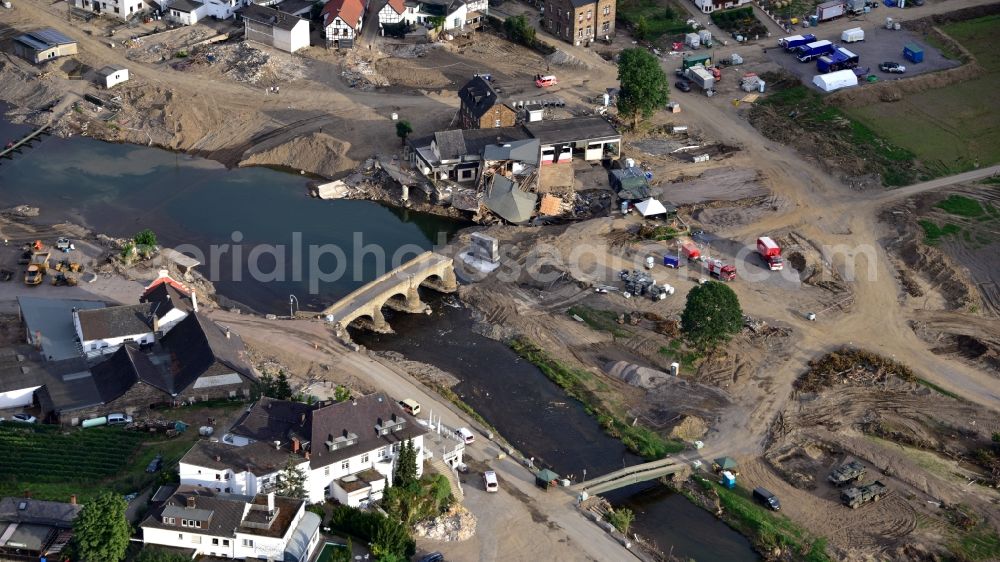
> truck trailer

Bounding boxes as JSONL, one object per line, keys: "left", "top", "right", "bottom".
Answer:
{"left": 779, "top": 34, "right": 816, "bottom": 51}
{"left": 816, "top": 0, "right": 846, "bottom": 21}
{"left": 685, "top": 66, "right": 716, "bottom": 94}
{"left": 817, "top": 47, "right": 860, "bottom": 73}
{"left": 756, "top": 237, "right": 784, "bottom": 271}
{"left": 681, "top": 241, "right": 701, "bottom": 261}
{"left": 797, "top": 40, "right": 835, "bottom": 62}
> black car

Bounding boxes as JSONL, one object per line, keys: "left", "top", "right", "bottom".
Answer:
{"left": 675, "top": 80, "right": 692, "bottom": 92}
{"left": 146, "top": 454, "right": 163, "bottom": 473}
{"left": 879, "top": 61, "right": 906, "bottom": 73}
{"left": 417, "top": 553, "right": 444, "bottom": 562}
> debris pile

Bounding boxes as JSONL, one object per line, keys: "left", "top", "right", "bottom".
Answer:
{"left": 412, "top": 505, "right": 476, "bottom": 541}
{"left": 795, "top": 348, "right": 916, "bottom": 392}
{"left": 342, "top": 53, "right": 390, "bottom": 90}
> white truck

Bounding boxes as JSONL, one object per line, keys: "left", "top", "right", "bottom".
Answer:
{"left": 685, "top": 66, "right": 715, "bottom": 95}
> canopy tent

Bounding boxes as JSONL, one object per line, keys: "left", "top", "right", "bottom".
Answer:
{"left": 714, "top": 456, "right": 738, "bottom": 471}
{"left": 484, "top": 176, "right": 538, "bottom": 224}
{"left": 535, "top": 469, "right": 560, "bottom": 490}
{"left": 635, "top": 197, "right": 668, "bottom": 217}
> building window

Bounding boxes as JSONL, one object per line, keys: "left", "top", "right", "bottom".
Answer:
{"left": 586, "top": 9, "right": 591, "bottom": 18}
{"left": 341, "top": 460, "right": 349, "bottom": 470}
{"left": 603, "top": 5, "right": 610, "bottom": 15}
{"left": 602, "top": 21, "right": 609, "bottom": 32}
{"left": 378, "top": 447, "right": 387, "bottom": 458}
{"left": 577, "top": 12, "right": 582, "bottom": 22}
{"left": 213, "top": 539, "right": 219, "bottom": 546}
{"left": 494, "top": 119, "right": 501, "bottom": 127}
{"left": 178, "top": 533, "right": 183, "bottom": 540}
{"left": 361, "top": 453, "right": 369, "bottom": 463}
{"left": 216, "top": 474, "right": 221, "bottom": 480}
{"left": 223, "top": 540, "right": 230, "bottom": 546}
{"left": 392, "top": 443, "right": 400, "bottom": 453}
{"left": 242, "top": 539, "right": 254, "bottom": 547}
{"left": 324, "top": 467, "right": 330, "bottom": 476}
{"left": 191, "top": 535, "right": 201, "bottom": 544}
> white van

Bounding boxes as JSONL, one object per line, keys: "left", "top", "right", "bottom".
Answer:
{"left": 107, "top": 413, "right": 133, "bottom": 425}
{"left": 398, "top": 399, "right": 421, "bottom": 416}
{"left": 483, "top": 470, "right": 498, "bottom": 492}
{"left": 455, "top": 427, "right": 475, "bottom": 445}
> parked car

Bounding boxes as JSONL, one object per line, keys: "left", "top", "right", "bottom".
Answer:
{"left": 146, "top": 454, "right": 163, "bottom": 473}
{"left": 455, "top": 427, "right": 475, "bottom": 445}
{"left": 107, "top": 413, "right": 133, "bottom": 425}
{"left": 675, "top": 80, "right": 692, "bottom": 92}
{"left": 398, "top": 399, "right": 420, "bottom": 416}
{"left": 417, "top": 553, "right": 444, "bottom": 562}
{"left": 879, "top": 61, "right": 906, "bottom": 73}
{"left": 534, "top": 74, "right": 557, "bottom": 88}
{"left": 483, "top": 470, "right": 499, "bottom": 493}
{"left": 11, "top": 413, "right": 37, "bottom": 424}
{"left": 753, "top": 487, "right": 781, "bottom": 511}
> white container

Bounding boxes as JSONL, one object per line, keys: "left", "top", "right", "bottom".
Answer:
{"left": 841, "top": 27, "right": 865, "bottom": 42}
{"left": 671, "top": 126, "right": 688, "bottom": 133}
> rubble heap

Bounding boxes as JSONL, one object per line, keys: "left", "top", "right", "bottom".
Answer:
{"left": 412, "top": 505, "right": 477, "bottom": 542}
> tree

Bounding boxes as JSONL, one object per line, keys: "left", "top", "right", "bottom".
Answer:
{"left": 274, "top": 370, "right": 293, "bottom": 399}
{"left": 133, "top": 229, "right": 158, "bottom": 248}
{"left": 605, "top": 507, "right": 635, "bottom": 534}
{"left": 616, "top": 48, "right": 670, "bottom": 128}
{"left": 395, "top": 121, "right": 413, "bottom": 147}
{"left": 634, "top": 15, "right": 650, "bottom": 40}
{"left": 393, "top": 440, "right": 418, "bottom": 488}
{"left": 276, "top": 458, "right": 308, "bottom": 499}
{"left": 334, "top": 384, "right": 352, "bottom": 402}
{"left": 72, "top": 491, "right": 130, "bottom": 562}
{"left": 503, "top": 15, "right": 536, "bottom": 47}
{"left": 681, "top": 281, "right": 743, "bottom": 349}
{"left": 427, "top": 15, "right": 446, "bottom": 31}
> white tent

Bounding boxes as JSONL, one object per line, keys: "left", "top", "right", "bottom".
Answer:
{"left": 813, "top": 69, "right": 858, "bottom": 92}
{"left": 635, "top": 198, "right": 668, "bottom": 217}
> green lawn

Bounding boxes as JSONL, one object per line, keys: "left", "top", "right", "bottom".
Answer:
{"left": 617, "top": 0, "right": 690, "bottom": 40}
{"left": 935, "top": 194, "right": 986, "bottom": 218}
{"left": 843, "top": 15, "right": 1000, "bottom": 177}
{"left": 0, "top": 423, "right": 197, "bottom": 502}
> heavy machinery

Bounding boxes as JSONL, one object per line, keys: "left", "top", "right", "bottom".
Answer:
{"left": 24, "top": 252, "right": 50, "bottom": 286}
{"left": 619, "top": 270, "right": 674, "bottom": 300}
{"left": 828, "top": 461, "right": 866, "bottom": 486}
{"left": 841, "top": 480, "right": 888, "bottom": 508}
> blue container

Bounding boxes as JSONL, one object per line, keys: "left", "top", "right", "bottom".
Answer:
{"left": 720, "top": 471, "right": 736, "bottom": 489}
{"left": 663, "top": 255, "right": 680, "bottom": 268}
{"left": 903, "top": 43, "right": 924, "bottom": 63}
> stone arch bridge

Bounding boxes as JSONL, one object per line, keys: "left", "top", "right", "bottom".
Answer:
{"left": 314, "top": 252, "right": 457, "bottom": 333}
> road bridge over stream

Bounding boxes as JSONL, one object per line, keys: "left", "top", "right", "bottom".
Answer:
{"left": 573, "top": 456, "right": 697, "bottom": 496}
{"left": 311, "top": 251, "right": 457, "bottom": 333}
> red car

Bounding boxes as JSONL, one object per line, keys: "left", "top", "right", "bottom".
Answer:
{"left": 534, "top": 74, "right": 557, "bottom": 87}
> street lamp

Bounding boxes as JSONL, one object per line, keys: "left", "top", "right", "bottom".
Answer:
{"left": 289, "top": 294, "right": 299, "bottom": 317}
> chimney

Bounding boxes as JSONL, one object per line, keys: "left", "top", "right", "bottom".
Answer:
{"left": 191, "top": 291, "right": 198, "bottom": 312}
{"left": 292, "top": 437, "right": 300, "bottom": 453}
{"left": 225, "top": 328, "right": 231, "bottom": 340}
{"left": 186, "top": 496, "right": 196, "bottom": 509}
{"left": 158, "top": 269, "right": 170, "bottom": 279}
{"left": 215, "top": 455, "right": 222, "bottom": 462}
{"left": 70, "top": 495, "right": 77, "bottom": 505}
{"left": 34, "top": 331, "right": 41, "bottom": 351}
{"left": 267, "top": 492, "right": 275, "bottom": 513}
{"left": 304, "top": 451, "right": 310, "bottom": 460}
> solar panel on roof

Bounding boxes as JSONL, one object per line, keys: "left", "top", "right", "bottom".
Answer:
{"left": 31, "top": 28, "right": 75, "bottom": 46}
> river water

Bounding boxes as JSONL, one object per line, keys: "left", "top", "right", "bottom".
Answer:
{"left": 0, "top": 109, "right": 757, "bottom": 561}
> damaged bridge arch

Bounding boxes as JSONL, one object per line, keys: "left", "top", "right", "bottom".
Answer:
{"left": 315, "top": 252, "right": 458, "bottom": 334}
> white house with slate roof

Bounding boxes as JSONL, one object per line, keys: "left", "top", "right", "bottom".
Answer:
{"left": 140, "top": 489, "right": 321, "bottom": 561}
{"left": 179, "top": 393, "right": 439, "bottom": 507}
{"left": 73, "top": 303, "right": 156, "bottom": 359}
